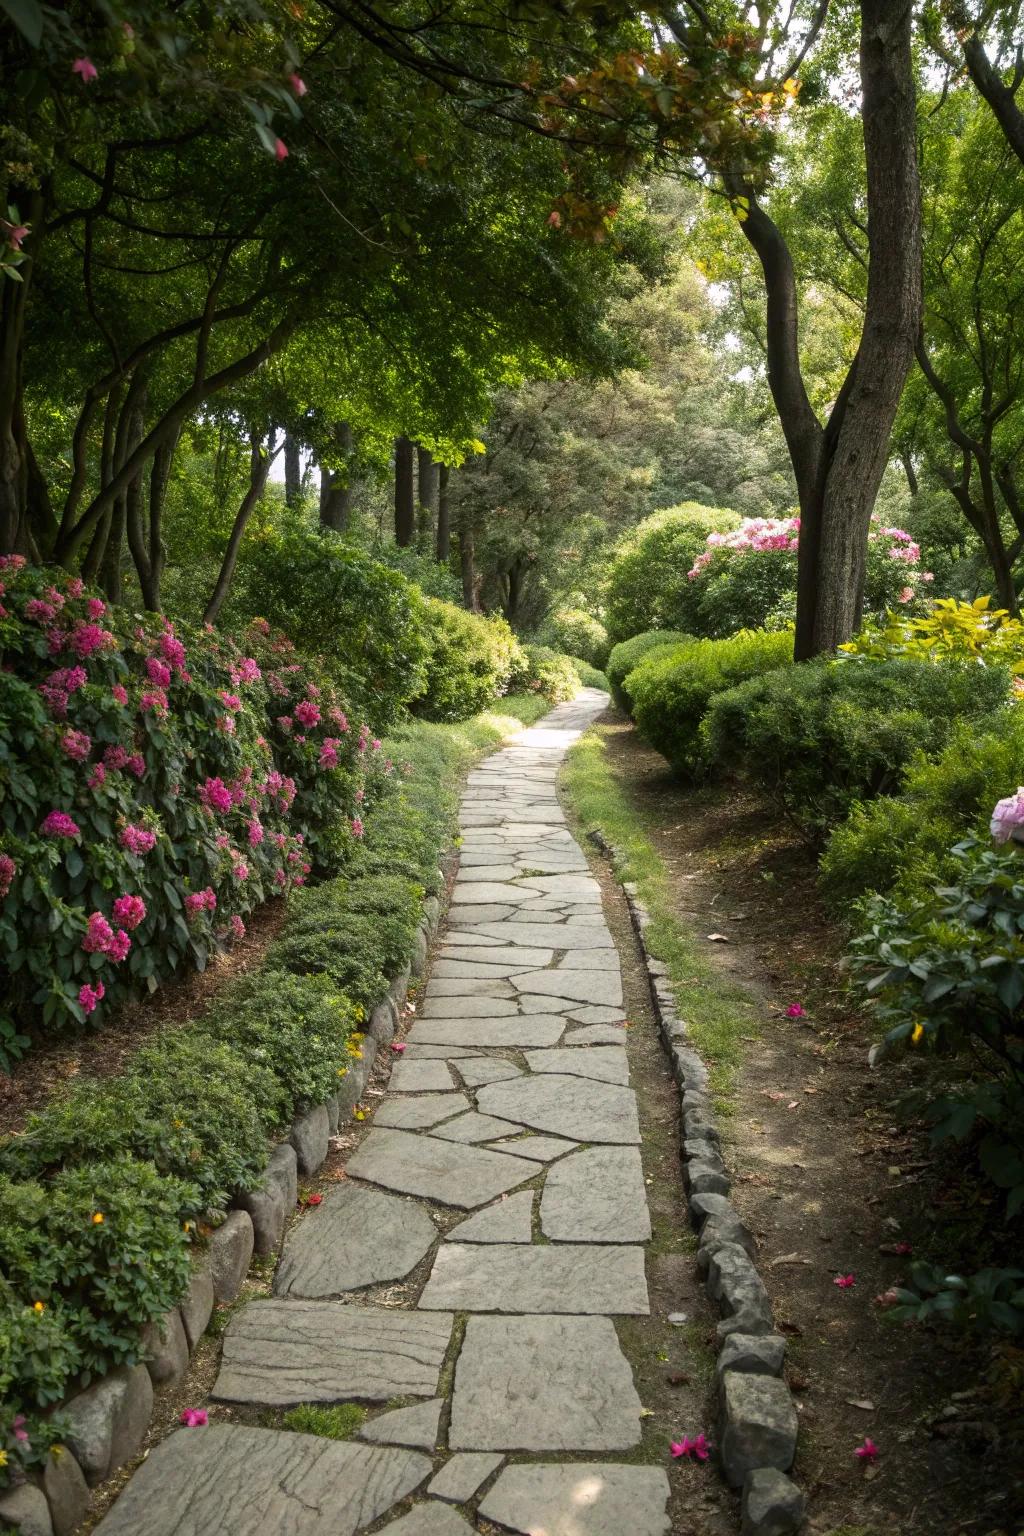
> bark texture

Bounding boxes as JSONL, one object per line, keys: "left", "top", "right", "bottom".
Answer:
{"left": 394, "top": 436, "right": 415, "bottom": 548}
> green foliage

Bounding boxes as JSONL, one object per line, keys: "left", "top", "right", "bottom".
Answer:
{"left": 373, "top": 546, "right": 462, "bottom": 604}
{"left": 883, "top": 1262, "right": 1024, "bottom": 1337}
{"left": 629, "top": 629, "right": 793, "bottom": 776}
{"left": 704, "top": 657, "right": 1011, "bottom": 838}
{"left": 539, "top": 608, "right": 611, "bottom": 669}
{"left": 603, "top": 504, "right": 742, "bottom": 645}
{"left": 282, "top": 1403, "right": 366, "bottom": 1440}
{"left": 414, "top": 600, "right": 524, "bottom": 722}
{"left": 512, "top": 645, "right": 581, "bottom": 704}
{"left": 851, "top": 842, "right": 1024, "bottom": 1229}
{"left": 570, "top": 659, "right": 609, "bottom": 690}
{"left": 606, "top": 629, "right": 693, "bottom": 709}
{"left": 821, "top": 711, "right": 1024, "bottom": 905}
{"left": 230, "top": 528, "right": 431, "bottom": 728}
{"left": 267, "top": 875, "right": 422, "bottom": 1012}
{"left": 839, "top": 597, "right": 1024, "bottom": 672}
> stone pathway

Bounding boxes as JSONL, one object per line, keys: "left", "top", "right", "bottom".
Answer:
{"left": 95, "top": 690, "right": 673, "bottom": 1535}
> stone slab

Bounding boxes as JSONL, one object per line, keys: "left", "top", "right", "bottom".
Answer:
{"left": 517, "top": 993, "right": 578, "bottom": 1015}
{"left": 513, "top": 970, "right": 623, "bottom": 1007}
{"left": 375, "top": 1094, "right": 470, "bottom": 1130}
{"left": 477, "top": 1074, "right": 641, "bottom": 1144}
{"left": 430, "top": 1112, "right": 526, "bottom": 1145}
{"left": 91, "top": 1425, "right": 430, "bottom": 1536}
{"left": 540, "top": 1146, "right": 652, "bottom": 1243}
{"left": 273, "top": 1185, "right": 437, "bottom": 1297}
{"left": 214, "top": 1301, "right": 453, "bottom": 1405}
{"left": 445, "top": 905, "right": 515, "bottom": 926}
{"left": 346, "top": 1128, "right": 537, "bottom": 1209}
{"left": 377, "top": 1507, "right": 475, "bottom": 1535}
{"left": 565, "top": 1024, "right": 630, "bottom": 1045}
{"left": 421, "top": 995, "right": 519, "bottom": 1018}
{"left": 419, "top": 1243, "right": 649, "bottom": 1314}
{"left": 453, "top": 1057, "right": 522, "bottom": 1088}
{"left": 524, "top": 1046, "right": 629, "bottom": 1085}
{"left": 389, "top": 1059, "right": 455, "bottom": 1093}
{"left": 449, "top": 1315, "right": 643, "bottom": 1451}
{"left": 446, "top": 882, "right": 533, "bottom": 904}
{"left": 433, "top": 959, "right": 538, "bottom": 980}
{"left": 487, "top": 1135, "right": 579, "bottom": 1162}
{"left": 408, "top": 1017, "right": 565, "bottom": 1049}
{"left": 445, "top": 1191, "right": 534, "bottom": 1243}
{"left": 428, "top": 1453, "right": 503, "bottom": 1505}
{"left": 359, "top": 1398, "right": 442, "bottom": 1451}
{"left": 568, "top": 1006, "right": 626, "bottom": 1025}
{"left": 479, "top": 1463, "right": 671, "bottom": 1536}
{"left": 424, "top": 976, "right": 515, "bottom": 998}
{"left": 440, "top": 945, "right": 553, "bottom": 968}
{"left": 468, "top": 922, "right": 614, "bottom": 950}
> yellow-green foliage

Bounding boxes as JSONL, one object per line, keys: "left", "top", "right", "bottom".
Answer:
{"left": 840, "top": 597, "right": 1024, "bottom": 674}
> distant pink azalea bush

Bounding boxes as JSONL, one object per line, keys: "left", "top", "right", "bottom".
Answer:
{"left": 0, "top": 561, "right": 392, "bottom": 1035}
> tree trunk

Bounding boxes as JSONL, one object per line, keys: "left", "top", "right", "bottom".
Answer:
{"left": 395, "top": 435, "right": 415, "bottom": 547}
{"left": 959, "top": 27, "right": 1024, "bottom": 167}
{"left": 459, "top": 502, "right": 480, "bottom": 609}
{"left": 284, "top": 433, "right": 302, "bottom": 509}
{"left": 319, "top": 421, "right": 354, "bottom": 533}
{"left": 204, "top": 430, "right": 280, "bottom": 623}
{"left": 417, "top": 445, "right": 437, "bottom": 547}
{"left": 0, "top": 188, "right": 42, "bottom": 556}
{"left": 504, "top": 555, "right": 528, "bottom": 625}
{"left": 436, "top": 464, "right": 451, "bottom": 561}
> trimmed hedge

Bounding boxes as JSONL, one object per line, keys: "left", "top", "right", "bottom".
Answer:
{"left": 539, "top": 607, "right": 611, "bottom": 669}
{"left": 607, "top": 629, "right": 693, "bottom": 710}
{"left": 414, "top": 599, "right": 525, "bottom": 721}
{"left": 513, "top": 644, "right": 580, "bottom": 704}
{"left": 628, "top": 628, "right": 794, "bottom": 776}
{"left": 603, "top": 503, "right": 741, "bottom": 645}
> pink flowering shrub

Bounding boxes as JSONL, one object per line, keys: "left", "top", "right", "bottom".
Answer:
{"left": 0, "top": 563, "right": 383, "bottom": 1042}
{"left": 683, "top": 514, "right": 933, "bottom": 639}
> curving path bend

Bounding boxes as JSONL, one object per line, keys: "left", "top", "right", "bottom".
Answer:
{"left": 96, "top": 690, "right": 671, "bottom": 1536}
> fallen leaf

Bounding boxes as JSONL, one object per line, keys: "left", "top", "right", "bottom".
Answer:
{"left": 778, "top": 1319, "right": 803, "bottom": 1336}
{"left": 639, "top": 1407, "right": 655, "bottom": 1419}
{"left": 706, "top": 933, "right": 730, "bottom": 943}
{"left": 666, "top": 1372, "right": 691, "bottom": 1386}
{"left": 787, "top": 1373, "right": 810, "bottom": 1391}
{"left": 787, "top": 1100, "right": 799, "bottom": 1110}
{"left": 846, "top": 1399, "right": 876, "bottom": 1412}
{"left": 770, "top": 1253, "right": 811, "bottom": 1267}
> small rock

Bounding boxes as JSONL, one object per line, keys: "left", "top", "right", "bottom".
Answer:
{"left": 41, "top": 1447, "right": 90, "bottom": 1536}
{"left": 209, "top": 1210, "right": 255, "bottom": 1303}
{"left": 741, "top": 1468, "right": 806, "bottom": 1534}
{"left": 179, "top": 1260, "right": 215, "bottom": 1351}
{"left": 671, "top": 1048, "right": 709, "bottom": 1091}
{"left": 336, "top": 1057, "right": 370, "bottom": 1119}
{"left": 683, "top": 1138, "right": 724, "bottom": 1165}
{"left": 369, "top": 1000, "right": 396, "bottom": 1045}
{"left": 709, "top": 1246, "right": 774, "bottom": 1339}
{"left": 390, "top": 964, "right": 411, "bottom": 1011}
{"left": 717, "top": 1334, "right": 786, "bottom": 1379}
{"left": 142, "top": 1307, "right": 189, "bottom": 1386}
{"left": 698, "top": 1211, "right": 756, "bottom": 1264}
{"left": 423, "top": 895, "right": 442, "bottom": 934}
{"left": 289, "top": 1103, "right": 330, "bottom": 1176}
{"left": 235, "top": 1143, "right": 297, "bottom": 1256}
{"left": 62, "top": 1364, "right": 153, "bottom": 1486}
{"left": 687, "top": 1160, "right": 731, "bottom": 1197}
{"left": 667, "top": 1312, "right": 688, "bottom": 1326}
{"left": 0, "top": 1483, "right": 53, "bottom": 1536}
{"left": 683, "top": 1107, "right": 720, "bottom": 1145}
{"left": 688, "top": 1191, "right": 735, "bottom": 1229}
{"left": 411, "top": 926, "right": 429, "bottom": 977}
{"left": 720, "top": 1372, "right": 798, "bottom": 1488}
{"left": 325, "top": 1093, "right": 341, "bottom": 1135}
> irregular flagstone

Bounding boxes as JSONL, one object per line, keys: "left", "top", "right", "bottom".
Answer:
{"left": 214, "top": 1302, "right": 453, "bottom": 1404}
{"left": 376, "top": 1505, "right": 476, "bottom": 1535}
{"left": 408, "top": 1016, "right": 566, "bottom": 1049}
{"left": 429, "top": 1111, "right": 526, "bottom": 1145}
{"left": 471, "top": 922, "right": 614, "bottom": 949}
{"left": 478, "top": 1463, "right": 671, "bottom": 1536}
{"left": 91, "top": 1426, "right": 430, "bottom": 1536}
{"left": 557, "top": 949, "right": 621, "bottom": 971}
{"left": 518, "top": 874, "right": 601, "bottom": 896}
{"left": 524, "top": 1046, "right": 630, "bottom": 1085}
{"left": 359, "top": 1398, "right": 443, "bottom": 1451}
{"left": 432, "top": 959, "right": 538, "bottom": 980}
{"left": 540, "top": 1147, "right": 652, "bottom": 1244}
{"left": 517, "top": 993, "right": 578, "bottom": 1015}
{"left": 448, "top": 1315, "right": 643, "bottom": 1451}
{"left": 423, "top": 977, "right": 515, "bottom": 997}
{"left": 403, "top": 1046, "right": 478, "bottom": 1060}
{"left": 428, "top": 1453, "right": 504, "bottom": 1504}
{"left": 374, "top": 1093, "right": 468, "bottom": 1130}
{"left": 447, "top": 863, "right": 519, "bottom": 881}
{"left": 420, "top": 994, "right": 519, "bottom": 1019}
{"left": 346, "top": 1128, "right": 537, "bottom": 1209}
{"left": 568, "top": 1005, "right": 627, "bottom": 1025}
{"left": 445, "top": 1191, "right": 535, "bottom": 1243}
{"left": 447, "top": 882, "right": 534, "bottom": 905}
{"left": 477, "top": 1074, "right": 640, "bottom": 1144}
{"left": 419, "top": 1243, "right": 649, "bottom": 1314}
{"left": 440, "top": 945, "right": 553, "bottom": 968}
{"left": 513, "top": 969, "right": 623, "bottom": 1008}
{"left": 389, "top": 1058, "right": 455, "bottom": 1093}
{"left": 273, "top": 1185, "right": 437, "bottom": 1297}
{"left": 446, "top": 904, "right": 515, "bottom": 925}
{"left": 565, "top": 1024, "right": 630, "bottom": 1045}
{"left": 453, "top": 1057, "right": 522, "bottom": 1088}
{"left": 487, "top": 1135, "right": 579, "bottom": 1162}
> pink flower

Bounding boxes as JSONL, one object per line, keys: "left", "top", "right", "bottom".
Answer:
{"left": 72, "top": 56, "right": 98, "bottom": 83}
{"left": 289, "top": 72, "right": 307, "bottom": 95}
{"left": 86, "top": 597, "right": 106, "bottom": 619}
{"left": 199, "top": 777, "right": 233, "bottom": 814}
{"left": 355, "top": 788, "right": 365, "bottom": 803}
{"left": 184, "top": 887, "right": 217, "bottom": 918}
{"left": 294, "top": 699, "right": 321, "bottom": 728}
{"left": 145, "top": 656, "right": 172, "bottom": 688}
{"left": 834, "top": 1273, "right": 855, "bottom": 1289}
{"left": 854, "top": 1438, "right": 879, "bottom": 1464}
{"left": 88, "top": 763, "right": 106, "bottom": 791}
{"left": 65, "top": 577, "right": 84, "bottom": 598}
{"left": 217, "top": 715, "right": 235, "bottom": 735}
{"left": 391, "top": 1042, "right": 407, "bottom": 1054}
{"left": 233, "top": 862, "right": 249, "bottom": 881}
{"left": 25, "top": 598, "right": 57, "bottom": 623}
{"left": 10, "top": 1415, "right": 29, "bottom": 1444}
{"left": 82, "top": 911, "right": 115, "bottom": 954}
{"left": 41, "top": 810, "right": 80, "bottom": 838}
{"left": 160, "top": 630, "right": 187, "bottom": 669}
{"left": 351, "top": 816, "right": 364, "bottom": 838}
{"left": 106, "top": 929, "right": 131, "bottom": 963}
{"left": 111, "top": 684, "right": 129, "bottom": 706}
{"left": 125, "top": 753, "right": 145, "bottom": 778}
{"left": 180, "top": 1409, "right": 208, "bottom": 1428}
{"left": 277, "top": 715, "right": 293, "bottom": 733}
{"left": 247, "top": 820, "right": 264, "bottom": 847}
{"left": 232, "top": 657, "right": 261, "bottom": 684}
{"left": 69, "top": 622, "right": 115, "bottom": 657}
{"left": 898, "top": 586, "right": 914, "bottom": 604}
{"left": 991, "top": 788, "right": 1024, "bottom": 844}
{"left": 61, "top": 728, "right": 92, "bottom": 762}
{"left": 893, "top": 1241, "right": 913, "bottom": 1255}
{"left": 140, "top": 687, "right": 168, "bottom": 716}
{"left": 274, "top": 868, "right": 287, "bottom": 888}
{"left": 78, "top": 981, "right": 105, "bottom": 1014}
{"left": 112, "top": 894, "right": 146, "bottom": 930}
{"left": 274, "top": 137, "right": 289, "bottom": 161}
{"left": 6, "top": 224, "right": 28, "bottom": 252}
{"left": 219, "top": 692, "right": 242, "bottom": 713}
{"left": 119, "top": 824, "right": 156, "bottom": 855}
{"left": 230, "top": 914, "right": 246, "bottom": 940}
{"left": 785, "top": 1004, "right": 805, "bottom": 1018}
{"left": 0, "top": 852, "right": 15, "bottom": 899}
{"left": 874, "top": 1288, "right": 900, "bottom": 1310}
{"left": 671, "top": 1434, "right": 710, "bottom": 1460}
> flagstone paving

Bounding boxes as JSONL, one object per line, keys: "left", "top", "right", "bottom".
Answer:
{"left": 95, "top": 691, "right": 673, "bottom": 1536}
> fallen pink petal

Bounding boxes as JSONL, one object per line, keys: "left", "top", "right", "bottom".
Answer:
{"left": 391, "top": 1041, "right": 406, "bottom": 1053}
{"left": 834, "top": 1273, "right": 856, "bottom": 1289}
{"left": 180, "top": 1408, "right": 208, "bottom": 1427}
{"left": 785, "top": 1003, "right": 806, "bottom": 1017}
{"left": 855, "top": 1437, "right": 880, "bottom": 1464}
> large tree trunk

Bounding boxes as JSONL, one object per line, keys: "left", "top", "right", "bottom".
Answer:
{"left": 731, "top": 0, "right": 921, "bottom": 658}
{"left": 204, "top": 430, "right": 279, "bottom": 623}
{"left": 958, "top": 23, "right": 1024, "bottom": 166}
{"left": 459, "top": 502, "right": 480, "bottom": 610}
{"left": 0, "top": 191, "right": 43, "bottom": 555}
{"left": 319, "top": 421, "right": 354, "bottom": 533}
{"left": 417, "top": 445, "right": 437, "bottom": 546}
{"left": 394, "top": 435, "right": 415, "bottom": 547}
{"left": 284, "top": 433, "right": 302, "bottom": 509}
{"left": 436, "top": 464, "right": 451, "bottom": 561}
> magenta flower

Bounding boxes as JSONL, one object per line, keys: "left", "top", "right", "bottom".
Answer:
{"left": 111, "top": 684, "right": 129, "bottom": 706}
{"left": 69, "top": 622, "right": 114, "bottom": 657}
{"left": 72, "top": 56, "right": 98, "bottom": 82}
{"left": 140, "top": 687, "right": 168, "bottom": 716}
{"left": 230, "top": 914, "right": 246, "bottom": 940}
{"left": 112, "top": 894, "right": 146, "bottom": 930}
{"left": 82, "top": 911, "right": 115, "bottom": 954}
{"left": 61, "top": 728, "right": 92, "bottom": 762}
{"left": 834, "top": 1273, "right": 855, "bottom": 1289}
{"left": 854, "top": 1438, "right": 879, "bottom": 1464}
{"left": 294, "top": 699, "right": 321, "bottom": 728}
{"left": 88, "top": 763, "right": 106, "bottom": 790}
{"left": 184, "top": 887, "right": 217, "bottom": 918}
{"left": 41, "top": 810, "right": 80, "bottom": 838}
{"left": 25, "top": 598, "right": 58, "bottom": 623}
{"left": 289, "top": 72, "right": 307, "bottom": 95}
{"left": 991, "top": 788, "right": 1024, "bottom": 844}
{"left": 6, "top": 224, "right": 28, "bottom": 251}
{"left": 671, "top": 1433, "right": 710, "bottom": 1460}
{"left": 78, "top": 980, "right": 105, "bottom": 1014}
{"left": 180, "top": 1408, "right": 208, "bottom": 1428}
{"left": 785, "top": 1003, "right": 805, "bottom": 1018}
{"left": 247, "top": 820, "right": 264, "bottom": 847}
{"left": 391, "top": 1042, "right": 406, "bottom": 1054}
{"left": 0, "top": 853, "right": 15, "bottom": 900}
{"left": 145, "top": 656, "right": 172, "bottom": 688}
{"left": 120, "top": 824, "right": 157, "bottom": 855}
{"left": 274, "top": 137, "right": 289, "bottom": 161}
{"left": 11, "top": 1414, "right": 29, "bottom": 1444}
{"left": 198, "top": 777, "right": 233, "bottom": 814}
{"left": 351, "top": 816, "right": 364, "bottom": 839}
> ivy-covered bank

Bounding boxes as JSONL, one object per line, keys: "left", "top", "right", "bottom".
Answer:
{"left": 0, "top": 688, "right": 550, "bottom": 1505}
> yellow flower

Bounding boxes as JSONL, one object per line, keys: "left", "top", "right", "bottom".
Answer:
{"left": 183, "top": 1221, "right": 194, "bottom": 1233}
{"left": 33, "top": 1301, "right": 45, "bottom": 1313}
{"left": 911, "top": 1022, "right": 924, "bottom": 1045}
{"left": 354, "top": 1108, "right": 365, "bottom": 1121}
{"left": 337, "top": 1066, "right": 348, "bottom": 1077}
{"left": 92, "top": 1212, "right": 104, "bottom": 1225}
{"left": 0, "top": 1450, "right": 8, "bottom": 1469}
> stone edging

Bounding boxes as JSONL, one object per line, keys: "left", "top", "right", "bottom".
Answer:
{"left": 3, "top": 891, "right": 444, "bottom": 1536}
{"left": 587, "top": 829, "right": 806, "bottom": 1536}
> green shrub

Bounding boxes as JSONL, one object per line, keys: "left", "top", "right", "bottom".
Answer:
{"left": 268, "top": 872, "right": 422, "bottom": 1011}
{"left": 821, "top": 709, "right": 1024, "bottom": 905}
{"left": 571, "top": 659, "right": 609, "bottom": 690}
{"left": 704, "top": 658, "right": 1011, "bottom": 838}
{"left": 414, "top": 600, "right": 524, "bottom": 721}
{"left": 230, "top": 526, "right": 431, "bottom": 727}
{"left": 629, "top": 629, "right": 794, "bottom": 776}
{"left": 0, "top": 1286, "right": 78, "bottom": 1476}
{"left": 539, "top": 607, "right": 611, "bottom": 669}
{"left": 603, "top": 504, "right": 742, "bottom": 645}
{"left": 511, "top": 645, "right": 580, "bottom": 704}
{"left": 606, "top": 630, "right": 693, "bottom": 710}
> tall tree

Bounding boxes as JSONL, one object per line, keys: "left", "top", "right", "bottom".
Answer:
{"left": 394, "top": 437, "right": 415, "bottom": 547}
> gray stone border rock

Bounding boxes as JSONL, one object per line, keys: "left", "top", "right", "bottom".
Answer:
{"left": 3, "top": 877, "right": 448, "bottom": 1536}
{"left": 586, "top": 829, "right": 805, "bottom": 1536}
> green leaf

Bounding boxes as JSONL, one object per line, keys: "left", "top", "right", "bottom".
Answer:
{"left": 0, "top": 0, "right": 43, "bottom": 47}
